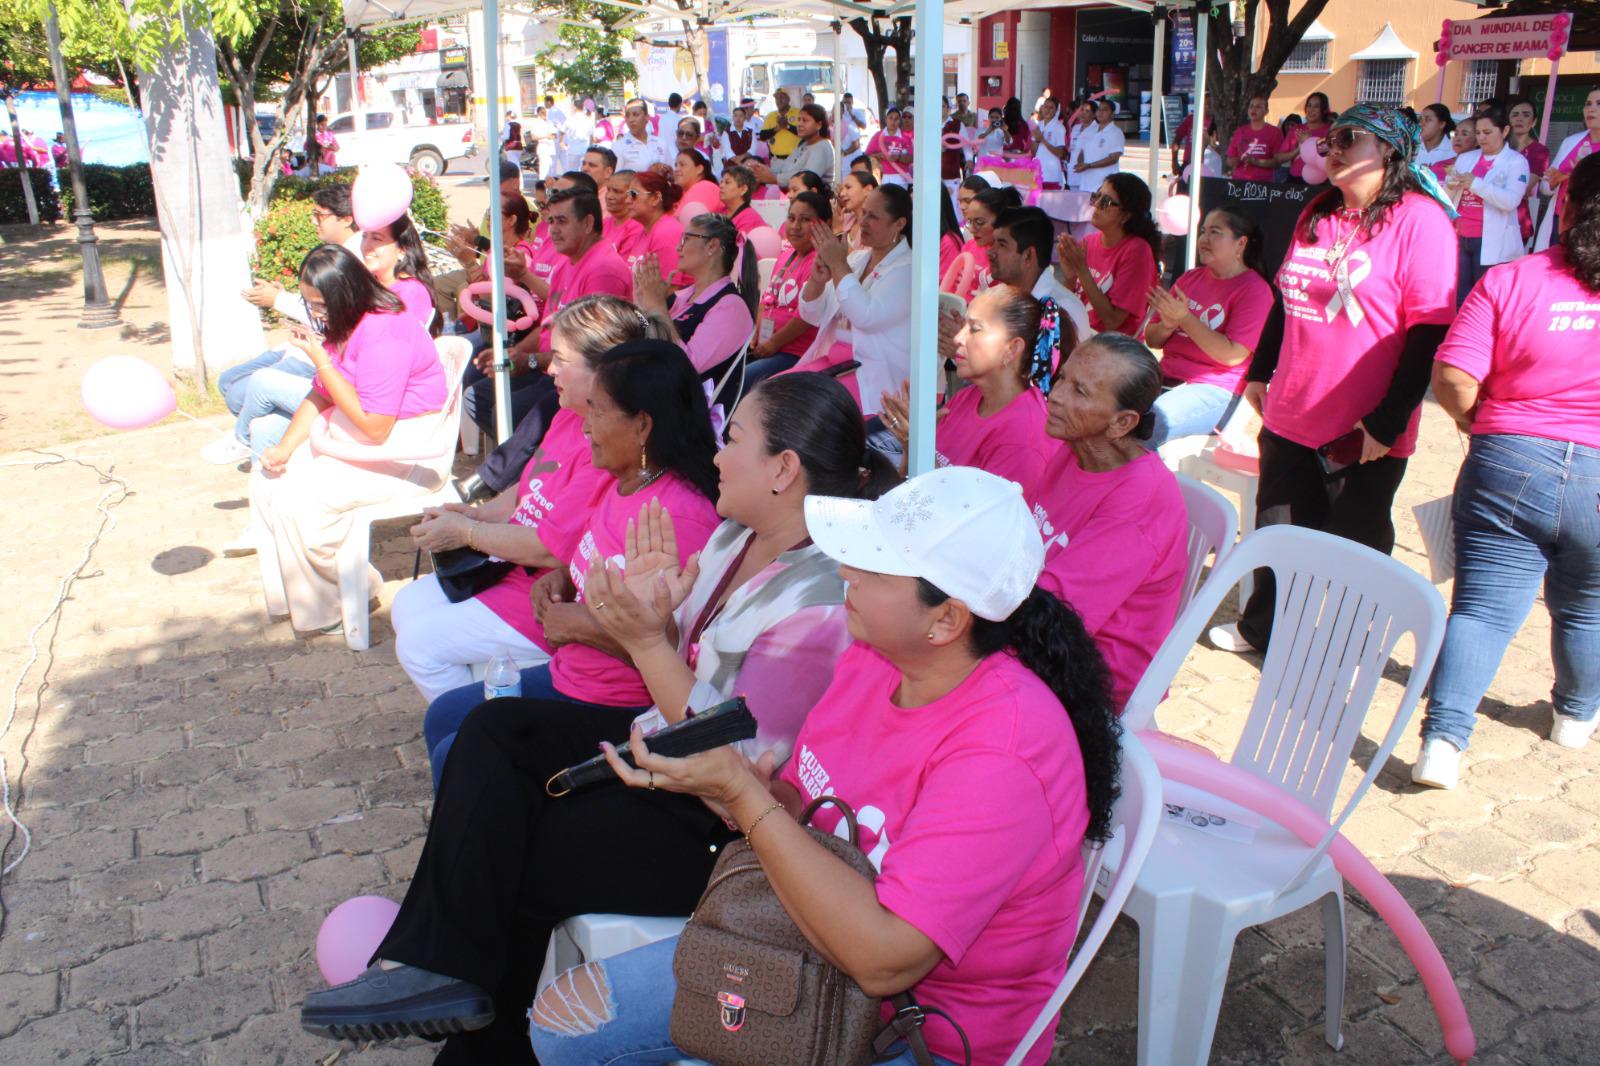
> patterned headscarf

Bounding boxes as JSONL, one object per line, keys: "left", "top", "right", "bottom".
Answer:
{"left": 1032, "top": 296, "right": 1062, "bottom": 393}
{"left": 1330, "top": 104, "right": 1457, "bottom": 219}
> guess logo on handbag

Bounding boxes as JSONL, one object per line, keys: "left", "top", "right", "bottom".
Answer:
{"left": 717, "top": 990, "right": 747, "bottom": 1032}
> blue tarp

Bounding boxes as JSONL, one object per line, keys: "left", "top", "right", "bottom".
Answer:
{"left": 11, "top": 91, "right": 149, "bottom": 166}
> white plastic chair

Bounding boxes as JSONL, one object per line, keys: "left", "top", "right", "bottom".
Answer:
{"left": 536, "top": 913, "right": 689, "bottom": 995}
{"left": 321, "top": 336, "right": 474, "bottom": 651}
{"left": 756, "top": 256, "right": 777, "bottom": 292}
{"left": 1003, "top": 731, "right": 1163, "bottom": 1066}
{"left": 1173, "top": 412, "right": 1260, "bottom": 608}
{"left": 1111, "top": 525, "right": 1446, "bottom": 1066}
{"left": 1174, "top": 474, "right": 1237, "bottom": 612}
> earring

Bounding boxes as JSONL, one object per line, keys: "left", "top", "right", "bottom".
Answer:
{"left": 770, "top": 486, "right": 780, "bottom": 495}
{"left": 640, "top": 446, "right": 648, "bottom": 474}
{"left": 926, "top": 632, "right": 935, "bottom": 641}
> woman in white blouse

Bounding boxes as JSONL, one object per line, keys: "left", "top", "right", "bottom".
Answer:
{"left": 792, "top": 183, "right": 914, "bottom": 421}
{"left": 1448, "top": 105, "right": 1530, "bottom": 304}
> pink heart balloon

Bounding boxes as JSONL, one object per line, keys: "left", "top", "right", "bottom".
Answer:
{"left": 81, "top": 356, "right": 176, "bottom": 430}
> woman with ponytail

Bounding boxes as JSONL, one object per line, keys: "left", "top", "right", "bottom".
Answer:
{"left": 525, "top": 466, "right": 1120, "bottom": 1066}
{"left": 304, "top": 373, "right": 901, "bottom": 1061}
{"left": 1411, "top": 152, "right": 1600, "bottom": 790}
{"left": 1032, "top": 333, "right": 1189, "bottom": 709}
{"left": 1058, "top": 171, "right": 1161, "bottom": 336}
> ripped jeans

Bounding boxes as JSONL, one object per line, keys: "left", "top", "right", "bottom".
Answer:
{"left": 528, "top": 936, "right": 959, "bottom": 1066}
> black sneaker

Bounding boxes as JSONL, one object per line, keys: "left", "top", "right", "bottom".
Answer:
{"left": 301, "top": 962, "right": 495, "bottom": 1041}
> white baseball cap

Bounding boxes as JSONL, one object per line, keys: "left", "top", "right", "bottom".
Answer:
{"left": 804, "top": 468, "right": 1044, "bottom": 622}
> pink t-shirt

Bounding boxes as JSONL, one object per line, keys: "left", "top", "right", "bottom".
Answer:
{"left": 677, "top": 179, "right": 723, "bottom": 219}
{"left": 312, "top": 309, "right": 445, "bottom": 419}
{"left": 1269, "top": 192, "right": 1458, "bottom": 458}
{"left": 1435, "top": 247, "right": 1600, "bottom": 449}
{"left": 779, "top": 642, "right": 1090, "bottom": 1066}
{"left": 730, "top": 206, "right": 768, "bottom": 237}
{"left": 388, "top": 277, "right": 436, "bottom": 329}
{"left": 525, "top": 227, "right": 567, "bottom": 296}
{"left": 867, "top": 131, "right": 912, "bottom": 177}
{"left": 545, "top": 238, "right": 634, "bottom": 317}
{"left": 602, "top": 215, "right": 642, "bottom": 251}
{"left": 1227, "top": 124, "right": 1284, "bottom": 182}
{"left": 758, "top": 246, "right": 818, "bottom": 356}
{"left": 475, "top": 411, "right": 614, "bottom": 643}
{"left": 938, "top": 232, "right": 962, "bottom": 280}
{"left": 1032, "top": 446, "right": 1187, "bottom": 709}
{"left": 549, "top": 476, "right": 720, "bottom": 706}
{"left": 1551, "top": 135, "right": 1599, "bottom": 218}
{"left": 1454, "top": 154, "right": 1496, "bottom": 239}
{"left": 669, "top": 282, "right": 756, "bottom": 374}
{"left": 1157, "top": 267, "right": 1275, "bottom": 394}
{"left": 1078, "top": 232, "right": 1159, "bottom": 337}
{"left": 615, "top": 213, "right": 684, "bottom": 283}
{"left": 959, "top": 237, "right": 992, "bottom": 291}
{"left": 935, "top": 386, "right": 1053, "bottom": 503}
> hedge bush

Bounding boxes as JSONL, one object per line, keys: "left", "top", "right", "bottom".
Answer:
{"left": 0, "top": 168, "right": 62, "bottom": 224}
{"left": 60, "top": 163, "right": 156, "bottom": 221}
{"left": 269, "top": 167, "right": 447, "bottom": 232}
{"left": 251, "top": 196, "right": 321, "bottom": 286}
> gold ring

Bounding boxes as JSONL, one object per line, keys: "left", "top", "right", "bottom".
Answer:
{"left": 594, "top": 601, "right": 607, "bottom": 610}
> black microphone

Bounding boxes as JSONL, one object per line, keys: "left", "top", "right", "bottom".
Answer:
{"left": 545, "top": 697, "right": 757, "bottom": 796}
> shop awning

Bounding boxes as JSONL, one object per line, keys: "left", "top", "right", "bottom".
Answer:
{"left": 1350, "top": 23, "right": 1418, "bottom": 62}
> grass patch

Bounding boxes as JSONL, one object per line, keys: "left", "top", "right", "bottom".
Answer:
{"left": 175, "top": 376, "right": 228, "bottom": 418}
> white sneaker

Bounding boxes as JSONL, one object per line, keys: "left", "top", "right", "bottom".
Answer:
{"left": 1412, "top": 738, "right": 1461, "bottom": 790}
{"left": 222, "top": 526, "right": 260, "bottom": 558}
{"left": 1208, "top": 623, "right": 1256, "bottom": 653}
{"left": 201, "top": 433, "right": 251, "bottom": 466}
{"left": 1549, "top": 713, "right": 1599, "bottom": 750}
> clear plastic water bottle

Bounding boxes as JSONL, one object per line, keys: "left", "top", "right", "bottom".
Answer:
{"left": 484, "top": 650, "right": 521, "bottom": 701}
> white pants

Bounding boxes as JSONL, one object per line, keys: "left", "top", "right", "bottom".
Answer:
{"left": 391, "top": 573, "right": 550, "bottom": 702}
{"left": 504, "top": 149, "right": 523, "bottom": 170}
{"left": 250, "top": 437, "right": 439, "bottom": 633}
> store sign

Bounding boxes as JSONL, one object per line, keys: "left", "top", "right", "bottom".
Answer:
{"left": 440, "top": 46, "right": 469, "bottom": 71}
{"left": 995, "top": 41, "right": 1009, "bottom": 59}
{"left": 1171, "top": 15, "right": 1196, "bottom": 92}
{"left": 1442, "top": 13, "right": 1572, "bottom": 62}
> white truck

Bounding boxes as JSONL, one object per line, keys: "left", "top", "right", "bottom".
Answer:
{"left": 325, "top": 110, "right": 477, "bottom": 176}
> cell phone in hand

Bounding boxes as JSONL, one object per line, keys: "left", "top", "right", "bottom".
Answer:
{"left": 1316, "top": 428, "right": 1364, "bottom": 480}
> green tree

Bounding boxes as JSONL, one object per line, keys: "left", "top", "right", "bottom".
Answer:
{"left": 533, "top": 0, "right": 636, "bottom": 103}
{"left": 0, "top": 7, "right": 55, "bottom": 224}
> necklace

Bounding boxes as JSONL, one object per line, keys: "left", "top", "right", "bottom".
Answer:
{"left": 637, "top": 467, "right": 664, "bottom": 490}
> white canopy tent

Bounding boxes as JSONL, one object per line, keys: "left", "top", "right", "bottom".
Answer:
{"left": 341, "top": 0, "right": 1210, "bottom": 468}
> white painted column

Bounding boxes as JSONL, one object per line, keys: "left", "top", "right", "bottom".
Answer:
{"left": 906, "top": 0, "right": 942, "bottom": 476}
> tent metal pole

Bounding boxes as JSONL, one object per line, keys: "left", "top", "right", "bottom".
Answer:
{"left": 348, "top": 30, "right": 366, "bottom": 158}
{"left": 1184, "top": 4, "right": 1208, "bottom": 272}
{"left": 906, "top": 0, "right": 941, "bottom": 477}
{"left": 833, "top": 21, "right": 843, "bottom": 185}
{"left": 482, "top": 0, "right": 513, "bottom": 441}
{"left": 1148, "top": 14, "right": 1165, "bottom": 194}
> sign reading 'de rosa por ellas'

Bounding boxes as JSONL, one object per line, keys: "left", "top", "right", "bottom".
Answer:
{"left": 1440, "top": 14, "right": 1573, "bottom": 63}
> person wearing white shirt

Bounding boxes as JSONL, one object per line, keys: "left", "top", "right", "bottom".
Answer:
{"left": 1448, "top": 107, "right": 1531, "bottom": 304}
{"left": 563, "top": 101, "right": 596, "bottom": 173}
{"left": 838, "top": 93, "right": 867, "bottom": 169}
{"left": 612, "top": 98, "right": 676, "bottom": 173}
{"left": 719, "top": 106, "right": 761, "bottom": 168}
{"left": 1032, "top": 98, "right": 1069, "bottom": 189}
{"left": 500, "top": 111, "right": 523, "bottom": 171}
{"left": 794, "top": 184, "right": 914, "bottom": 420}
{"left": 1068, "top": 99, "right": 1124, "bottom": 193}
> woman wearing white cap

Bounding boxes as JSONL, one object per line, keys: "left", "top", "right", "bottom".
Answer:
{"left": 527, "top": 466, "right": 1124, "bottom": 1066}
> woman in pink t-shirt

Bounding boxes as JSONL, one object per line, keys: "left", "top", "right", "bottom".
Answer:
{"left": 958, "top": 187, "right": 1000, "bottom": 292}
{"left": 747, "top": 190, "right": 829, "bottom": 383}
{"left": 1212, "top": 105, "right": 1459, "bottom": 655}
{"left": 672, "top": 148, "right": 722, "bottom": 221}
{"left": 613, "top": 168, "right": 685, "bottom": 281}
{"left": 716, "top": 164, "right": 768, "bottom": 236}
{"left": 357, "top": 214, "right": 440, "bottom": 333}
{"left": 1226, "top": 94, "right": 1285, "bottom": 182}
{"left": 600, "top": 171, "right": 642, "bottom": 250}
{"left": 1143, "top": 206, "right": 1275, "bottom": 448}
{"left": 1033, "top": 333, "right": 1188, "bottom": 708}
{"left": 521, "top": 467, "right": 1123, "bottom": 1066}
{"left": 866, "top": 106, "right": 913, "bottom": 185}
{"left": 1059, "top": 172, "right": 1162, "bottom": 336}
{"left": 1279, "top": 92, "right": 1333, "bottom": 182}
{"left": 880, "top": 285, "right": 1054, "bottom": 502}
{"left": 391, "top": 297, "right": 656, "bottom": 718}
{"left": 249, "top": 244, "right": 446, "bottom": 635}
{"left": 1411, "top": 154, "right": 1600, "bottom": 789}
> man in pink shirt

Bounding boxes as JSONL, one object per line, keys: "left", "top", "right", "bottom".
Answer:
{"left": 538, "top": 187, "right": 633, "bottom": 359}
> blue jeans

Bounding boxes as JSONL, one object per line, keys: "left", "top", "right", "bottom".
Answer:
{"left": 1145, "top": 381, "right": 1241, "bottom": 450}
{"left": 234, "top": 362, "right": 315, "bottom": 454}
{"left": 1421, "top": 434, "right": 1600, "bottom": 749}
{"left": 422, "top": 663, "right": 640, "bottom": 793}
{"left": 527, "top": 936, "right": 959, "bottom": 1066}
{"left": 219, "top": 348, "right": 288, "bottom": 413}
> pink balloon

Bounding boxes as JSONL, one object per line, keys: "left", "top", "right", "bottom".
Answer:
{"left": 1157, "top": 194, "right": 1190, "bottom": 236}
{"left": 745, "top": 224, "right": 783, "bottom": 260}
{"left": 81, "top": 356, "right": 176, "bottom": 430}
{"left": 316, "top": 895, "right": 401, "bottom": 985}
{"left": 1299, "top": 136, "right": 1323, "bottom": 167}
{"left": 352, "top": 163, "right": 415, "bottom": 232}
{"left": 459, "top": 280, "right": 538, "bottom": 331}
{"left": 677, "top": 200, "right": 708, "bottom": 223}
{"left": 1138, "top": 732, "right": 1477, "bottom": 1065}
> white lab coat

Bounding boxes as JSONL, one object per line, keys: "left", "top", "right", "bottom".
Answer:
{"left": 1033, "top": 117, "right": 1068, "bottom": 186}
{"left": 612, "top": 128, "right": 677, "bottom": 173}
{"left": 796, "top": 240, "right": 913, "bottom": 418}
{"left": 1454, "top": 147, "right": 1530, "bottom": 266}
{"left": 1534, "top": 130, "right": 1592, "bottom": 251}
{"left": 1068, "top": 120, "right": 1125, "bottom": 192}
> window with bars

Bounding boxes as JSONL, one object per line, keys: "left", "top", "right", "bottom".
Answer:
{"left": 1357, "top": 60, "right": 1408, "bottom": 106}
{"left": 1461, "top": 60, "right": 1498, "bottom": 108}
{"left": 991, "top": 22, "right": 1007, "bottom": 63}
{"left": 1283, "top": 40, "right": 1331, "bottom": 73}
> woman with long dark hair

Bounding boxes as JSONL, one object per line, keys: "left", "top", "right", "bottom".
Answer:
{"left": 1448, "top": 105, "right": 1530, "bottom": 304}
{"left": 301, "top": 373, "right": 899, "bottom": 1062}
{"left": 747, "top": 190, "right": 831, "bottom": 383}
{"left": 358, "top": 213, "right": 438, "bottom": 333}
{"left": 766, "top": 103, "right": 834, "bottom": 189}
{"left": 1417, "top": 103, "right": 1458, "bottom": 177}
{"left": 1212, "top": 104, "right": 1459, "bottom": 654}
{"left": 248, "top": 244, "right": 447, "bottom": 634}
{"left": 1001, "top": 95, "right": 1032, "bottom": 154}
{"left": 1412, "top": 153, "right": 1600, "bottom": 788}
{"left": 1143, "top": 206, "right": 1275, "bottom": 448}
{"left": 672, "top": 147, "right": 722, "bottom": 219}
{"left": 524, "top": 466, "right": 1121, "bottom": 1066}
{"left": 1059, "top": 171, "right": 1161, "bottom": 336}
{"left": 835, "top": 167, "right": 878, "bottom": 247}
{"left": 1277, "top": 92, "right": 1333, "bottom": 181}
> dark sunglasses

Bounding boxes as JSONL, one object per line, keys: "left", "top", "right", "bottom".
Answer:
{"left": 1089, "top": 193, "right": 1121, "bottom": 209}
{"left": 1317, "top": 128, "right": 1369, "bottom": 157}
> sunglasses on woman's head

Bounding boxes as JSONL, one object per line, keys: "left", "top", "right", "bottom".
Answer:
{"left": 1317, "top": 128, "right": 1369, "bottom": 157}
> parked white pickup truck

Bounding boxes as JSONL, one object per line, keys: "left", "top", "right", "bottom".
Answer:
{"left": 326, "top": 110, "right": 477, "bottom": 176}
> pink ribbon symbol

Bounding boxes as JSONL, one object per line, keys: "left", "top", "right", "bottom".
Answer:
{"left": 941, "top": 131, "right": 985, "bottom": 152}
{"left": 1324, "top": 250, "right": 1373, "bottom": 326}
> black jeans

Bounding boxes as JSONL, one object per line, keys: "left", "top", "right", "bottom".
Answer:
{"left": 377, "top": 696, "right": 736, "bottom": 1063}
{"left": 1237, "top": 426, "right": 1409, "bottom": 649}
{"left": 464, "top": 362, "right": 559, "bottom": 447}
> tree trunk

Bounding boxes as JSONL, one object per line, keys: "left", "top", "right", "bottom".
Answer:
{"left": 890, "top": 18, "right": 913, "bottom": 110}
{"left": 679, "top": 18, "right": 713, "bottom": 105}
{"left": 136, "top": 14, "right": 265, "bottom": 380}
{"left": 5, "top": 94, "right": 40, "bottom": 225}
{"left": 1208, "top": 0, "right": 1333, "bottom": 149}
{"left": 848, "top": 17, "right": 892, "bottom": 121}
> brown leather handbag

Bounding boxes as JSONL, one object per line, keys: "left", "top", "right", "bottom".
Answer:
{"left": 669, "top": 797, "right": 964, "bottom": 1066}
